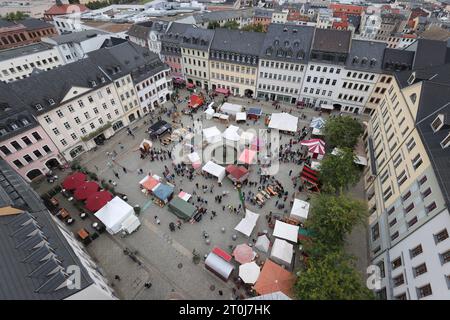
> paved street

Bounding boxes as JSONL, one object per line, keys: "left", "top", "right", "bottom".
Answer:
{"left": 34, "top": 90, "right": 370, "bottom": 299}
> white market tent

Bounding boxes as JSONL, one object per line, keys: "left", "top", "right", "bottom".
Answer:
{"left": 220, "top": 102, "right": 243, "bottom": 115}
{"left": 202, "top": 160, "right": 226, "bottom": 182}
{"left": 239, "top": 261, "right": 261, "bottom": 284}
{"left": 187, "top": 151, "right": 201, "bottom": 164}
{"left": 290, "top": 199, "right": 310, "bottom": 223}
{"left": 255, "top": 234, "right": 270, "bottom": 253}
{"left": 234, "top": 209, "right": 260, "bottom": 237}
{"left": 205, "top": 252, "right": 234, "bottom": 281}
{"left": 203, "top": 126, "right": 222, "bottom": 144}
{"left": 236, "top": 112, "right": 247, "bottom": 122}
{"left": 204, "top": 108, "right": 215, "bottom": 120}
{"left": 270, "top": 239, "right": 294, "bottom": 267}
{"left": 222, "top": 125, "right": 241, "bottom": 142}
{"left": 273, "top": 220, "right": 299, "bottom": 243}
{"left": 94, "top": 196, "right": 140, "bottom": 235}
{"left": 268, "top": 113, "right": 298, "bottom": 132}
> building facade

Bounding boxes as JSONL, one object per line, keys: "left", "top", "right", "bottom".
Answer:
{"left": 160, "top": 22, "right": 189, "bottom": 79}
{"left": 0, "top": 18, "right": 57, "bottom": 50}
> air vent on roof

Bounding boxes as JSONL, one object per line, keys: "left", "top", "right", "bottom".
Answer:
{"left": 35, "top": 104, "right": 43, "bottom": 111}
{"left": 48, "top": 99, "right": 55, "bottom": 105}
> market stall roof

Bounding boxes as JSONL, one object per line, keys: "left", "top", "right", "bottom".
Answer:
{"left": 226, "top": 165, "right": 249, "bottom": 182}
{"left": 268, "top": 113, "right": 298, "bottom": 132}
{"left": 62, "top": 171, "right": 86, "bottom": 190}
{"left": 312, "top": 127, "right": 323, "bottom": 136}
{"left": 234, "top": 209, "right": 260, "bottom": 237}
{"left": 140, "top": 175, "right": 161, "bottom": 192}
{"left": 331, "top": 148, "right": 368, "bottom": 166}
{"left": 94, "top": 196, "right": 139, "bottom": 235}
{"left": 239, "top": 261, "right": 260, "bottom": 284}
{"left": 233, "top": 243, "right": 256, "bottom": 264}
{"left": 202, "top": 161, "right": 226, "bottom": 182}
{"left": 187, "top": 151, "right": 201, "bottom": 164}
{"left": 178, "top": 191, "right": 191, "bottom": 202}
{"left": 248, "top": 107, "right": 262, "bottom": 116}
{"left": 255, "top": 234, "right": 270, "bottom": 253}
{"left": 203, "top": 126, "right": 222, "bottom": 144}
{"left": 139, "top": 139, "right": 153, "bottom": 150}
{"left": 153, "top": 183, "right": 174, "bottom": 201}
{"left": 85, "top": 190, "right": 113, "bottom": 212}
{"left": 254, "top": 260, "right": 295, "bottom": 297}
{"left": 236, "top": 112, "right": 247, "bottom": 121}
{"left": 222, "top": 125, "right": 241, "bottom": 141}
{"left": 212, "top": 247, "right": 232, "bottom": 262}
{"left": 168, "top": 196, "right": 196, "bottom": 220}
{"left": 310, "top": 117, "right": 326, "bottom": 129}
{"left": 273, "top": 220, "right": 299, "bottom": 243}
{"left": 205, "top": 252, "right": 234, "bottom": 280}
{"left": 270, "top": 239, "right": 294, "bottom": 266}
{"left": 290, "top": 199, "right": 310, "bottom": 222}
{"left": 220, "top": 102, "right": 243, "bottom": 115}
{"left": 301, "top": 138, "right": 326, "bottom": 155}
{"left": 204, "top": 108, "right": 215, "bottom": 116}
{"left": 320, "top": 103, "right": 334, "bottom": 110}
{"left": 215, "top": 87, "right": 230, "bottom": 95}
{"left": 189, "top": 94, "right": 204, "bottom": 108}
{"left": 74, "top": 181, "right": 100, "bottom": 201}
{"left": 238, "top": 148, "right": 257, "bottom": 164}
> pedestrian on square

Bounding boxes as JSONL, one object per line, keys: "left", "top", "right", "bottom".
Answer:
{"left": 114, "top": 275, "right": 121, "bottom": 281}
{"left": 122, "top": 167, "right": 127, "bottom": 174}
{"left": 144, "top": 282, "right": 152, "bottom": 289}
{"left": 114, "top": 171, "right": 120, "bottom": 179}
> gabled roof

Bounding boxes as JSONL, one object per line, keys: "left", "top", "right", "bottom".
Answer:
{"left": 46, "top": 30, "right": 107, "bottom": 45}
{"left": 211, "top": 28, "right": 265, "bottom": 56}
{"left": 179, "top": 26, "right": 215, "bottom": 51}
{"left": 410, "top": 39, "right": 448, "bottom": 69}
{"left": 311, "top": 28, "right": 351, "bottom": 54}
{"left": 382, "top": 48, "right": 415, "bottom": 72}
{"left": 45, "top": 4, "right": 88, "bottom": 15}
{"left": 346, "top": 40, "right": 386, "bottom": 73}
{"left": 161, "top": 22, "right": 190, "bottom": 45}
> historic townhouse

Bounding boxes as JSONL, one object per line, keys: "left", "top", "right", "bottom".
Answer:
{"left": 0, "top": 42, "right": 64, "bottom": 83}
{"left": 336, "top": 40, "right": 386, "bottom": 115}
{"left": 257, "top": 24, "right": 314, "bottom": 104}
{"left": 0, "top": 18, "right": 57, "bottom": 50}
{"left": 0, "top": 83, "right": 64, "bottom": 182}
{"left": 299, "top": 28, "right": 351, "bottom": 108}
{"left": 126, "top": 20, "right": 170, "bottom": 58}
{"left": 364, "top": 57, "right": 450, "bottom": 300}
{"left": 180, "top": 27, "right": 215, "bottom": 90}
{"left": 160, "top": 22, "right": 190, "bottom": 79}
{"left": 210, "top": 29, "right": 265, "bottom": 97}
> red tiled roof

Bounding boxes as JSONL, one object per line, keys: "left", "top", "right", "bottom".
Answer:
{"left": 45, "top": 4, "right": 88, "bottom": 15}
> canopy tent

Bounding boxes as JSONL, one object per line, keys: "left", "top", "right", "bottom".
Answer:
{"left": 94, "top": 196, "right": 140, "bottom": 235}
{"left": 239, "top": 262, "right": 260, "bottom": 284}
{"left": 240, "top": 131, "right": 255, "bottom": 145}
{"left": 233, "top": 243, "right": 256, "bottom": 264}
{"left": 85, "top": 190, "right": 113, "bottom": 212}
{"left": 310, "top": 117, "right": 326, "bottom": 129}
{"left": 250, "top": 137, "right": 265, "bottom": 151}
{"left": 226, "top": 165, "right": 249, "bottom": 183}
{"left": 247, "top": 107, "right": 263, "bottom": 119}
{"left": 74, "top": 181, "right": 99, "bottom": 201}
{"left": 139, "top": 139, "right": 153, "bottom": 152}
{"left": 301, "top": 138, "right": 325, "bottom": 155}
{"left": 204, "top": 108, "right": 215, "bottom": 120}
{"left": 254, "top": 260, "right": 295, "bottom": 298}
{"left": 246, "top": 291, "right": 292, "bottom": 300}
{"left": 331, "top": 148, "right": 368, "bottom": 166}
{"left": 222, "top": 125, "right": 241, "bottom": 142}
{"left": 238, "top": 148, "right": 257, "bottom": 165}
{"left": 215, "top": 87, "right": 230, "bottom": 95}
{"left": 234, "top": 209, "right": 260, "bottom": 237}
{"left": 153, "top": 183, "right": 174, "bottom": 203}
{"left": 220, "top": 102, "right": 243, "bottom": 115}
{"left": 270, "top": 239, "right": 294, "bottom": 267}
{"left": 62, "top": 172, "right": 86, "bottom": 190}
{"left": 290, "top": 199, "right": 310, "bottom": 223}
{"left": 319, "top": 103, "right": 334, "bottom": 110}
{"left": 148, "top": 120, "right": 172, "bottom": 138}
{"left": 205, "top": 252, "right": 234, "bottom": 281}
{"left": 212, "top": 247, "right": 232, "bottom": 262}
{"left": 168, "top": 197, "right": 197, "bottom": 221}
{"left": 178, "top": 191, "right": 192, "bottom": 202}
{"left": 213, "top": 113, "right": 230, "bottom": 122}
{"left": 255, "top": 234, "right": 270, "bottom": 253}
{"left": 140, "top": 175, "right": 161, "bottom": 192}
{"left": 312, "top": 127, "right": 323, "bottom": 136}
{"left": 203, "top": 126, "right": 222, "bottom": 144}
{"left": 268, "top": 113, "right": 298, "bottom": 132}
{"left": 300, "top": 165, "right": 320, "bottom": 192}
{"left": 202, "top": 161, "right": 226, "bottom": 182}
{"left": 187, "top": 152, "right": 202, "bottom": 169}
{"left": 273, "top": 220, "right": 299, "bottom": 243}
{"left": 188, "top": 94, "right": 204, "bottom": 109}
{"left": 236, "top": 112, "right": 247, "bottom": 122}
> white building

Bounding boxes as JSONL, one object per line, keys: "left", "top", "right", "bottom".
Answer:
{"left": 0, "top": 42, "right": 63, "bottom": 83}
{"left": 271, "top": 10, "right": 289, "bottom": 24}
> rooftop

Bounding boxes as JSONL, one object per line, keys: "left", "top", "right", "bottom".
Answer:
{"left": 312, "top": 28, "right": 352, "bottom": 54}
{"left": 0, "top": 42, "right": 56, "bottom": 62}
{"left": 346, "top": 39, "right": 386, "bottom": 73}
{"left": 45, "top": 29, "right": 107, "bottom": 44}
{"left": 211, "top": 28, "right": 266, "bottom": 56}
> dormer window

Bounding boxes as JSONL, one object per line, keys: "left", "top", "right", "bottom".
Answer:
{"left": 266, "top": 48, "right": 272, "bottom": 56}
{"left": 100, "top": 77, "right": 106, "bottom": 83}
{"left": 352, "top": 56, "right": 359, "bottom": 64}
{"left": 431, "top": 114, "right": 444, "bottom": 132}
{"left": 407, "top": 72, "right": 416, "bottom": 85}
{"left": 21, "top": 118, "right": 30, "bottom": 126}
{"left": 274, "top": 39, "right": 279, "bottom": 46}
{"left": 10, "top": 122, "right": 19, "bottom": 130}
{"left": 440, "top": 132, "right": 450, "bottom": 149}
{"left": 370, "top": 58, "right": 377, "bottom": 67}
{"left": 35, "top": 104, "right": 43, "bottom": 111}
{"left": 361, "top": 57, "right": 368, "bottom": 65}
{"left": 48, "top": 99, "right": 55, "bottom": 105}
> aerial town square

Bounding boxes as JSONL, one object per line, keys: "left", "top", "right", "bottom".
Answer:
{"left": 0, "top": 0, "right": 449, "bottom": 304}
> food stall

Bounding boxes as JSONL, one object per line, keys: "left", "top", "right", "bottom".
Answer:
{"left": 168, "top": 196, "right": 197, "bottom": 221}
{"left": 152, "top": 183, "right": 174, "bottom": 206}
{"left": 205, "top": 251, "right": 235, "bottom": 282}
{"left": 94, "top": 196, "right": 141, "bottom": 235}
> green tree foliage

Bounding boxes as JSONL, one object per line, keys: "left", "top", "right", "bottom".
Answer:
{"left": 242, "top": 23, "right": 266, "bottom": 33}
{"left": 306, "top": 194, "right": 367, "bottom": 248}
{"left": 323, "top": 116, "right": 363, "bottom": 149}
{"left": 295, "top": 249, "right": 374, "bottom": 300}
{"left": 223, "top": 20, "right": 239, "bottom": 30}
{"left": 319, "top": 148, "right": 361, "bottom": 194}
{"left": 207, "top": 21, "right": 220, "bottom": 29}
{"left": 3, "top": 11, "right": 29, "bottom": 21}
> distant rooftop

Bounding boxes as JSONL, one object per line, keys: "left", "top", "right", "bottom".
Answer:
{"left": 0, "top": 42, "right": 55, "bottom": 62}
{"left": 46, "top": 29, "right": 107, "bottom": 44}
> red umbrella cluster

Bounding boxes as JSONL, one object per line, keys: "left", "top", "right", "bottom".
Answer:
{"left": 74, "top": 181, "right": 100, "bottom": 201}
{"left": 85, "top": 191, "right": 113, "bottom": 212}
{"left": 62, "top": 172, "right": 87, "bottom": 190}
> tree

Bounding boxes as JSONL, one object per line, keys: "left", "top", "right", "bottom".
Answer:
{"left": 4, "top": 11, "right": 29, "bottom": 21}
{"left": 295, "top": 249, "right": 374, "bottom": 300}
{"left": 223, "top": 20, "right": 239, "bottom": 30}
{"left": 323, "top": 116, "right": 363, "bottom": 149}
{"left": 306, "top": 194, "right": 367, "bottom": 248}
{"left": 242, "top": 23, "right": 266, "bottom": 33}
{"left": 319, "top": 148, "right": 361, "bottom": 194}
{"left": 207, "top": 21, "right": 220, "bottom": 29}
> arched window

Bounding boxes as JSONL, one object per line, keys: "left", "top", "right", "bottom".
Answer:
{"left": 286, "top": 49, "right": 293, "bottom": 58}
{"left": 8, "top": 35, "right": 14, "bottom": 43}
{"left": 277, "top": 49, "right": 283, "bottom": 57}
{"left": 1, "top": 36, "right": 8, "bottom": 44}
{"left": 297, "top": 50, "right": 305, "bottom": 60}
{"left": 352, "top": 56, "right": 359, "bottom": 64}
{"left": 14, "top": 34, "right": 20, "bottom": 43}
{"left": 293, "top": 41, "right": 299, "bottom": 47}
{"left": 284, "top": 40, "right": 289, "bottom": 47}
{"left": 274, "top": 39, "right": 279, "bottom": 46}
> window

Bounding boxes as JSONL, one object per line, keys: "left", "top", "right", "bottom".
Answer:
{"left": 43, "top": 145, "right": 51, "bottom": 153}
{"left": 391, "top": 231, "right": 399, "bottom": 241}
{"left": 84, "top": 112, "right": 90, "bottom": 120}
{"left": 71, "top": 133, "right": 77, "bottom": 140}
{"left": 417, "top": 284, "right": 432, "bottom": 299}
{"left": 395, "top": 293, "right": 407, "bottom": 300}
{"left": 60, "top": 139, "right": 67, "bottom": 146}
{"left": 64, "top": 122, "right": 71, "bottom": 129}
{"left": 56, "top": 110, "right": 64, "bottom": 118}
{"left": 393, "top": 274, "right": 404, "bottom": 287}
{"left": 22, "top": 136, "right": 32, "bottom": 146}
{"left": 435, "top": 229, "right": 449, "bottom": 243}
{"left": 407, "top": 216, "right": 418, "bottom": 228}
{"left": 31, "top": 132, "right": 42, "bottom": 141}
{"left": 52, "top": 128, "right": 60, "bottom": 135}
{"left": 392, "top": 257, "right": 402, "bottom": 269}
{"left": 13, "top": 159, "right": 23, "bottom": 168}
{"left": 405, "top": 203, "right": 414, "bottom": 213}
{"left": 412, "top": 154, "right": 423, "bottom": 170}
{"left": 0, "top": 145, "right": 11, "bottom": 155}
{"left": 371, "top": 223, "right": 380, "bottom": 241}
{"left": 431, "top": 114, "right": 444, "bottom": 132}
{"left": 23, "top": 154, "right": 33, "bottom": 163}
{"left": 389, "top": 218, "right": 397, "bottom": 227}
{"left": 11, "top": 141, "right": 22, "bottom": 150}
{"left": 419, "top": 175, "right": 427, "bottom": 186}
{"left": 426, "top": 202, "right": 437, "bottom": 213}
{"left": 44, "top": 115, "right": 52, "bottom": 124}
{"left": 440, "top": 133, "right": 450, "bottom": 149}
{"left": 410, "top": 245, "right": 423, "bottom": 259}
{"left": 440, "top": 250, "right": 450, "bottom": 265}
{"left": 422, "top": 187, "right": 432, "bottom": 198}
{"left": 33, "top": 150, "right": 42, "bottom": 158}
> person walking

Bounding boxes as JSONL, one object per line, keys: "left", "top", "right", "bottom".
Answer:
{"left": 144, "top": 282, "right": 152, "bottom": 289}
{"left": 122, "top": 167, "right": 127, "bottom": 174}
{"left": 114, "top": 171, "right": 120, "bottom": 179}
{"left": 114, "top": 275, "right": 121, "bottom": 281}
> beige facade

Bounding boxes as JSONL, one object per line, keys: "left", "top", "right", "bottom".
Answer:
{"left": 181, "top": 47, "right": 210, "bottom": 90}
{"left": 210, "top": 60, "right": 258, "bottom": 97}
{"left": 113, "top": 75, "right": 141, "bottom": 124}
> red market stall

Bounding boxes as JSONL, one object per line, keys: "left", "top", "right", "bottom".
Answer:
{"left": 226, "top": 165, "right": 249, "bottom": 183}
{"left": 186, "top": 82, "right": 196, "bottom": 91}
{"left": 188, "top": 94, "right": 204, "bottom": 109}
{"left": 300, "top": 165, "right": 320, "bottom": 193}
{"left": 62, "top": 172, "right": 87, "bottom": 191}
{"left": 214, "top": 87, "right": 230, "bottom": 97}
{"left": 85, "top": 190, "right": 113, "bottom": 212}
{"left": 74, "top": 181, "right": 100, "bottom": 201}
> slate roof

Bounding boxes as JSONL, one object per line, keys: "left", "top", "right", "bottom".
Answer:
{"left": 46, "top": 30, "right": 107, "bottom": 44}
{"left": 210, "top": 28, "right": 265, "bottom": 56}
{"left": 260, "top": 24, "right": 314, "bottom": 63}
{"left": 193, "top": 8, "right": 253, "bottom": 24}
{"left": 0, "top": 42, "right": 55, "bottom": 62}
{"left": 311, "top": 28, "right": 351, "bottom": 54}
{"left": 126, "top": 20, "right": 169, "bottom": 40}
{"left": 382, "top": 48, "right": 415, "bottom": 72}
{"left": 0, "top": 18, "right": 53, "bottom": 30}
{"left": 161, "top": 22, "right": 190, "bottom": 45}
{"left": 179, "top": 26, "right": 214, "bottom": 51}
{"left": 410, "top": 39, "right": 448, "bottom": 69}
{"left": 346, "top": 39, "right": 386, "bottom": 73}
{"left": 0, "top": 160, "right": 93, "bottom": 299}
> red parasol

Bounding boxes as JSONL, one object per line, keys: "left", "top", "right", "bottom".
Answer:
{"left": 74, "top": 181, "right": 100, "bottom": 200}
{"left": 232, "top": 243, "right": 255, "bottom": 264}
{"left": 62, "top": 172, "right": 87, "bottom": 190}
{"left": 85, "top": 190, "right": 113, "bottom": 212}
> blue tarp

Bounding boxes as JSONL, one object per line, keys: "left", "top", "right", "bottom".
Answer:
{"left": 248, "top": 107, "right": 262, "bottom": 116}
{"left": 153, "top": 183, "right": 174, "bottom": 201}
